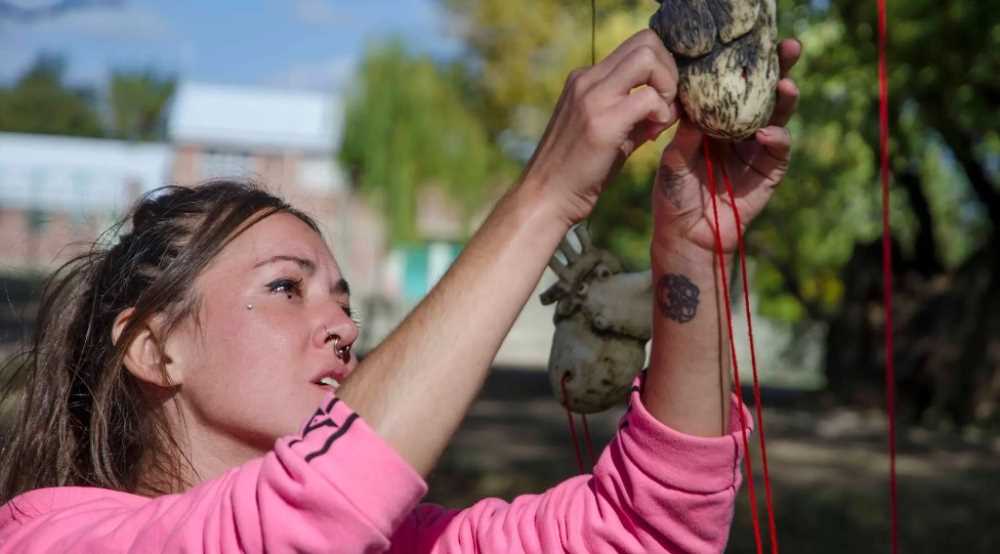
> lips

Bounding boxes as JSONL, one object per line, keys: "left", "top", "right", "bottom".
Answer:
{"left": 313, "top": 368, "right": 350, "bottom": 390}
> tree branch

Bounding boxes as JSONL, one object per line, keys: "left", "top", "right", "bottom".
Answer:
{"left": 897, "top": 167, "right": 943, "bottom": 277}
{"left": 921, "top": 96, "right": 1000, "bottom": 226}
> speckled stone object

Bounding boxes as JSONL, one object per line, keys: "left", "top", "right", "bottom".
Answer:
{"left": 650, "top": 0, "right": 779, "bottom": 140}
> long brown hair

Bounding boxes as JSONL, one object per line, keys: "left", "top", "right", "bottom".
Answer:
{"left": 0, "top": 180, "right": 319, "bottom": 501}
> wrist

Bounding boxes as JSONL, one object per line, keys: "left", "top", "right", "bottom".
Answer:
{"left": 516, "top": 170, "right": 594, "bottom": 230}
{"left": 651, "top": 235, "right": 720, "bottom": 271}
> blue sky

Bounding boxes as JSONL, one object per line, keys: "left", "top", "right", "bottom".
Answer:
{"left": 0, "top": 0, "right": 462, "bottom": 91}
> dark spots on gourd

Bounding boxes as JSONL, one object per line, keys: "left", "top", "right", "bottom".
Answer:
{"left": 650, "top": 0, "right": 777, "bottom": 138}
{"left": 651, "top": 0, "right": 716, "bottom": 58}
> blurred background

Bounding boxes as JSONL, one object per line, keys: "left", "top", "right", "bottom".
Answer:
{"left": 0, "top": 0, "right": 997, "bottom": 551}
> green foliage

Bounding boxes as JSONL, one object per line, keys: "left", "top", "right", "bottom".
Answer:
{"left": 109, "top": 69, "right": 176, "bottom": 141}
{"left": 441, "top": 0, "right": 998, "bottom": 327}
{"left": 0, "top": 55, "right": 176, "bottom": 142}
{"left": 0, "top": 55, "right": 104, "bottom": 137}
{"left": 338, "top": 39, "right": 512, "bottom": 244}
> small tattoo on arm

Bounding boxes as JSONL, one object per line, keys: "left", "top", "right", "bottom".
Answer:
{"left": 658, "top": 175, "right": 685, "bottom": 210}
{"left": 656, "top": 273, "right": 699, "bottom": 323}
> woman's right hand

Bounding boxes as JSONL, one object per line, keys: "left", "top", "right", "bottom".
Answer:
{"left": 520, "top": 29, "right": 680, "bottom": 227}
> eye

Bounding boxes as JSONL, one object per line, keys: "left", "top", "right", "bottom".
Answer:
{"left": 267, "top": 277, "right": 303, "bottom": 299}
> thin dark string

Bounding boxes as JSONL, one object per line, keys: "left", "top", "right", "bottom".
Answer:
{"left": 877, "top": 0, "right": 899, "bottom": 551}
{"left": 560, "top": 0, "right": 599, "bottom": 479}
{"left": 591, "top": 0, "right": 596, "bottom": 66}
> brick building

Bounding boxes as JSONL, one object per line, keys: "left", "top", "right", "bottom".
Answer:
{"left": 0, "top": 82, "right": 554, "bottom": 365}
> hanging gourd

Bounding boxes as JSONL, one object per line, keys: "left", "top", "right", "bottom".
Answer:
{"left": 649, "top": 0, "right": 779, "bottom": 139}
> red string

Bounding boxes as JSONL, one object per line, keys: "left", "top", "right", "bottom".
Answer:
{"left": 877, "top": 0, "right": 899, "bottom": 551}
{"left": 720, "top": 161, "right": 780, "bottom": 554}
{"left": 703, "top": 138, "right": 764, "bottom": 554}
{"left": 580, "top": 414, "right": 597, "bottom": 468}
{"left": 561, "top": 373, "right": 586, "bottom": 474}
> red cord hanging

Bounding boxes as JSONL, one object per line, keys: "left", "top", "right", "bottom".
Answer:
{"left": 703, "top": 139, "right": 765, "bottom": 554}
{"left": 720, "top": 159, "right": 780, "bottom": 553}
{"left": 561, "top": 373, "right": 586, "bottom": 474}
{"left": 580, "top": 414, "right": 596, "bottom": 468}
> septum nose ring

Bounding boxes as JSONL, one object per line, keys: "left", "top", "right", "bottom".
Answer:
{"left": 327, "top": 331, "right": 352, "bottom": 361}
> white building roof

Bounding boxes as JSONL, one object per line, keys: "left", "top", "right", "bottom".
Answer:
{"left": 0, "top": 132, "right": 171, "bottom": 214}
{"left": 168, "top": 82, "right": 341, "bottom": 153}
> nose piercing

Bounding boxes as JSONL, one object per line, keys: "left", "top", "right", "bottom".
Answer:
{"left": 245, "top": 304, "right": 254, "bottom": 311}
{"left": 326, "top": 331, "right": 352, "bottom": 360}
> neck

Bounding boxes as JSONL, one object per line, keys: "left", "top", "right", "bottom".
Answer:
{"left": 140, "top": 398, "right": 266, "bottom": 494}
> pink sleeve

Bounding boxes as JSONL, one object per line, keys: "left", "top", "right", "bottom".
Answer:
{"left": 0, "top": 395, "right": 428, "bottom": 554}
{"left": 389, "top": 373, "right": 750, "bottom": 553}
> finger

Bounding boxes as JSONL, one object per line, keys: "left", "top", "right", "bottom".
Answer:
{"left": 745, "top": 126, "right": 792, "bottom": 174}
{"left": 726, "top": 128, "right": 792, "bottom": 219}
{"left": 606, "top": 87, "right": 679, "bottom": 155}
{"left": 767, "top": 78, "right": 799, "bottom": 127}
{"left": 592, "top": 29, "right": 667, "bottom": 79}
{"left": 726, "top": 126, "right": 790, "bottom": 191}
{"left": 594, "top": 44, "right": 678, "bottom": 102}
{"left": 778, "top": 38, "right": 802, "bottom": 79}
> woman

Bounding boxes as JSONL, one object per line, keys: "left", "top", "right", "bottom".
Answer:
{"left": 0, "top": 30, "right": 800, "bottom": 553}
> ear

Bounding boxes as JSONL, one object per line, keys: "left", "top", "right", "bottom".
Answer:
{"left": 112, "top": 307, "right": 180, "bottom": 388}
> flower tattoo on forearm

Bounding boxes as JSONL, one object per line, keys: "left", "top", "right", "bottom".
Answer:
{"left": 656, "top": 273, "right": 700, "bottom": 323}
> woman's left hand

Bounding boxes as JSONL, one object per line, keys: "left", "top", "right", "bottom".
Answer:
{"left": 652, "top": 38, "right": 802, "bottom": 258}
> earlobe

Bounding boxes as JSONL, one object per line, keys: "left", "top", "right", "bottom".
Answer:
{"left": 112, "top": 308, "right": 179, "bottom": 388}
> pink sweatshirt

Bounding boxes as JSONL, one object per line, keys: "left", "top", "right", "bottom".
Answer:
{"left": 0, "top": 375, "right": 749, "bottom": 553}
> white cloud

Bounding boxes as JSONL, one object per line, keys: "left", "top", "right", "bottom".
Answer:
{"left": 268, "top": 56, "right": 357, "bottom": 92}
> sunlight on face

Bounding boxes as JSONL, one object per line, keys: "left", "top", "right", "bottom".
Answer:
{"left": 164, "top": 212, "right": 359, "bottom": 469}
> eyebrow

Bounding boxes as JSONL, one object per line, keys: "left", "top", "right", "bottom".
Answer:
{"left": 254, "top": 255, "right": 315, "bottom": 273}
{"left": 253, "top": 255, "right": 351, "bottom": 296}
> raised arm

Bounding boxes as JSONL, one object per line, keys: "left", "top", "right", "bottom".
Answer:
{"left": 336, "top": 29, "right": 680, "bottom": 476}
{"left": 643, "top": 38, "right": 801, "bottom": 436}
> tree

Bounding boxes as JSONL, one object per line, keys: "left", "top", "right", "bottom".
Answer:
{"left": 338, "top": 39, "right": 512, "bottom": 244}
{"left": 0, "top": 55, "right": 104, "bottom": 137}
{"left": 438, "top": 0, "right": 999, "bottom": 423}
{"left": 442, "top": 0, "right": 673, "bottom": 266}
{"left": 108, "top": 69, "right": 175, "bottom": 141}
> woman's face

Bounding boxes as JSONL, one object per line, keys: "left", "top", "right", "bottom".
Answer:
{"left": 163, "top": 211, "right": 359, "bottom": 468}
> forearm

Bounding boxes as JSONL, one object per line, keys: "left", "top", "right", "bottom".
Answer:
{"left": 338, "top": 180, "right": 569, "bottom": 476}
{"left": 642, "top": 239, "right": 732, "bottom": 437}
